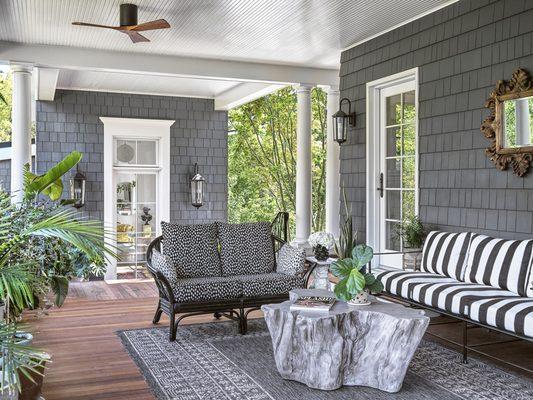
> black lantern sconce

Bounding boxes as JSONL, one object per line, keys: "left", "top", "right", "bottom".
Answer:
{"left": 190, "top": 163, "right": 205, "bottom": 208}
{"left": 332, "top": 98, "right": 356, "bottom": 144}
{"left": 69, "top": 167, "right": 86, "bottom": 209}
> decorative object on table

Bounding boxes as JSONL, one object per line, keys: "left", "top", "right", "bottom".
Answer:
{"left": 262, "top": 289, "right": 429, "bottom": 393}
{"left": 141, "top": 207, "right": 152, "bottom": 238}
{"left": 308, "top": 231, "right": 334, "bottom": 261}
{"left": 69, "top": 166, "right": 86, "bottom": 208}
{"left": 397, "top": 215, "right": 425, "bottom": 271}
{"left": 332, "top": 98, "right": 356, "bottom": 144}
{"left": 117, "top": 223, "right": 134, "bottom": 243}
{"left": 305, "top": 256, "right": 335, "bottom": 290}
{"left": 289, "top": 295, "right": 336, "bottom": 312}
{"left": 480, "top": 67, "right": 533, "bottom": 177}
{"left": 330, "top": 244, "right": 383, "bottom": 305}
{"left": 190, "top": 162, "right": 205, "bottom": 208}
{"left": 334, "top": 186, "right": 357, "bottom": 259}
{"left": 117, "top": 180, "right": 136, "bottom": 214}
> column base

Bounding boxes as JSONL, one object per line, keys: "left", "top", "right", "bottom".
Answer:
{"left": 290, "top": 239, "right": 313, "bottom": 255}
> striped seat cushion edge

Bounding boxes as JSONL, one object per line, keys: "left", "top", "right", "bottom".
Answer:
{"left": 420, "top": 231, "right": 472, "bottom": 281}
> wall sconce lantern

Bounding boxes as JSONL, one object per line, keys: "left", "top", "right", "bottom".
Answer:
{"left": 332, "top": 98, "right": 356, "bottom": 144}
{"left": 190, "top": 163, "right": 205, "bottom": 208}
{"left": 70, "top": 168, "right": 86, "bottom": 209}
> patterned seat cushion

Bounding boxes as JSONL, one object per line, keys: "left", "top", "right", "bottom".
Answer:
{"left": 465, "top": 297, "right": 533, "bottom": 338}
{"left": 376, "top": 270, "right": 457, "bottom": 298}
{"left": 277, "top": 244, "right": 306, "bottom": 276}
{"left": 151, "top": 249, "right": 178, "bottom": 286}
{"left": 161, "top": 222, "right": 222, "bottom": 278}
{"left": 236, "top": 273, "right": 305, "bottom": 297}
{"left": 463, "top": 235, "right": 533, "bottom": 296}
{"left": 420, "top": 231, "right": 472, "bottom": 281}
{"left": 171, "top": 276, "right": 242, "bottom": 303}
{"left": 217, "top": 222, "right": 275, "bottom": 276}
{"left": 409, "top": 281, "right": 518, "bottom": 316}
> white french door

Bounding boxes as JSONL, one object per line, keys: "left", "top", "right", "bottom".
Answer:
{"left": 367, "top": 70, "right": 418, "bottom": 269}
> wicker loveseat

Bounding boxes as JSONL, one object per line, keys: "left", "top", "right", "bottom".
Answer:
{"left": 146, "top": 213, "right": 307, "bottom": 341}
{"left": 376, "top": 231, "right": 533, "bottom": 362}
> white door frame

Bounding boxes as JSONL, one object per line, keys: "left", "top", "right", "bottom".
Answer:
{"left": 100, "top": 117, "right": 173, "bottom": 280}
{"left": 366, "top": 68, "right": 419, "bottom": 268}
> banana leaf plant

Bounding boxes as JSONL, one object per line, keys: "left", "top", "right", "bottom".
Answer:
{"left": 330, "top": 244, "right": 384, "bottom": 301}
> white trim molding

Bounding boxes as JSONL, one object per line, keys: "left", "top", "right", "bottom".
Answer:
{"left": 100, "top": 117, "right": 173, "bottom": 280}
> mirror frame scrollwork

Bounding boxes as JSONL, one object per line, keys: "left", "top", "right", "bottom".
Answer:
{"left": 481, "top": 68, "right": 533, "bottom": 177}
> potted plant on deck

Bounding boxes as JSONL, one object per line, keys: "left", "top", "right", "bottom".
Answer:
{"left": 397, "top": 215, "right": 426, "bottom": 271}
{"left": 0, "top": 151, "right": 115, "bottom": 398}
{"left": 330, "top": 244, "right": 384, "bottom": 305}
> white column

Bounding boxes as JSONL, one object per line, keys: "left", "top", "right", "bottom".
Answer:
{"left": 325, "top": 86, "right": 341, "bottom": 238}
{"left": 293, "top": 84, "right": 313, "bottom": 248}
{"left": 10, "top": 64, "right": 33, "bottom": 203}
{"left": 515, "top": 98, "right": 531, "bottom": 146}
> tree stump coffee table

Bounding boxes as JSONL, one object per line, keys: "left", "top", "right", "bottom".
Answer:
{"left": 261, "top": 289, "right": 429, "bottom": 393}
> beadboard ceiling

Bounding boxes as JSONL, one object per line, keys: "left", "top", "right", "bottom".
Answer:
{"left": 0, "top": 0, "right": 454, "bottom": 69}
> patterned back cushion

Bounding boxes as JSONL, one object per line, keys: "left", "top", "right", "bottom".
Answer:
{"left": 277, "top": 244, "right": 306, "bottom": 276}
{"left": 161, "top": 222, "right": 222, "bottom": 278}
{"left": 217, "top": 222, "right": 275, "bottom": 276}
{"left": 464, "top": 234, "right": 533, "bottom": 296}
{"left": 421, "top": 231, "right": 472, "bottom": 281}
{"left": 151, "top": 249, "right": 178, "bottom": 286}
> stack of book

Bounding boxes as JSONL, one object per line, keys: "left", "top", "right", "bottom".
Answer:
{"left": 290, "top": 296, "right": 336, "bottom": 312}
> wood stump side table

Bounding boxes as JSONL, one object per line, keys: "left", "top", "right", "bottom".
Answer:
{"left": 261, "top": 289, "right": 429, "bottom": 393}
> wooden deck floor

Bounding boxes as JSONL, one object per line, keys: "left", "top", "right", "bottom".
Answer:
{"left": 23, "top": 280, "right": 533, "bottom": 399}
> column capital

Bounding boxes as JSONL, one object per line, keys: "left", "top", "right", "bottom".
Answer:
{"left": 326, "top": 85, "right": 340, "bottom": 95}
{"left": 9, "top": 63, "right": 33, "bottom": 74}
{"left": 293, "top": 83, "right": 314, "bottom": 93}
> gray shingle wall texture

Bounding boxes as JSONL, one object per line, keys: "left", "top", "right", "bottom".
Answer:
{"left": 339, "top": 0, "right": 533, "bottom": 241}
{"left": 0, "top": 159, "right": 10, "bottom": 191}
{"left": 36, "top": 90, "right": 228, "bottom": 223}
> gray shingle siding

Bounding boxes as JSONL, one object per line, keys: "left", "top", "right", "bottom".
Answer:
{"left": 0, "top": 159, "right": 10, "bottom": 191}
{"left": 36, "top": 90, "right": 228, "bottom": 224}
{"left": 339, "top": 0, "right": 533, "bottom": 241}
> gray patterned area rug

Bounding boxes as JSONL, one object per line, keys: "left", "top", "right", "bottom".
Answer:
{"left": 118, "top": 319, "right": 533, "bottom": 400}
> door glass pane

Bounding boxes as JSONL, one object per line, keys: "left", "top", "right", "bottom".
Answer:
{"left": 386, "top": 221, "right": 401, "bottom": 251}
{"left": 386, "top": 158, "right": 401, "bottom": 188}
{"left": 136, "top": 174, "right": 156, "bottom": 203}
{"left": 402, "top": 190, "right": 416, "bottom": 221}
{"left": 386, "top": 127, "right": 401, "bottom": 157}
{"left": 402, "top": 91, "right": 416, "bottom": 123}
{"left": 402, "top": 125, "right": 416, "bottom": 155}
{"left": 386, "top": 191, "right": 400, "bottom": 220}
{"left": 137, "top": 140, "right": 157, "bottom": 165}
{"left": 386, "top": 94, "right": 402, "bottom": 125}
{"left": 115, "top": 140, "right": 136, "bottom": 165}
{"left": 402, "top": 157, "right": 415, "bottom": 188}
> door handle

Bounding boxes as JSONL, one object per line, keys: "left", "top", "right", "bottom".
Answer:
{"left": 377, "top": 173, "right": 384, "bottom": 198}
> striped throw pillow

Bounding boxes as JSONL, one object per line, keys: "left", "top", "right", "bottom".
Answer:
{"left": 464, "top": 235, "right": 533, "bottom": 297}
{"left": 421, "top": 231, "right": 472, "bottom": 281}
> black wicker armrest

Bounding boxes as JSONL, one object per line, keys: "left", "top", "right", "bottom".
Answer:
{"left": 146, "top": 236, "right": 176, "bottom": 304}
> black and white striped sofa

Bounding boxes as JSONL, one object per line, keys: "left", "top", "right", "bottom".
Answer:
{"left": 377, "top": 231, "right": 533, "bottom": 347}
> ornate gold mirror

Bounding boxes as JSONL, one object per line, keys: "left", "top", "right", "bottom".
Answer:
{"left": 481, "top": 68, "right": 533, "bottom": 177}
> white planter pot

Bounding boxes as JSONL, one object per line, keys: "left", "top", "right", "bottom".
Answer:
{"left": 347, "top": 291, "right": 370, "bottom": 306}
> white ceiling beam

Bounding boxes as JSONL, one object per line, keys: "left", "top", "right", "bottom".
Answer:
{"left": 35, "top": 67, "right": 59, "bottom": 101}
{"left": 0, "top": 41, "right": 339, "bottom": 86}
{"left": 214, "top": 82, "right": 286, "bottom": 110}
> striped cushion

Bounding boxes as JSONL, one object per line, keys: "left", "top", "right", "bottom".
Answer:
{"left": 463, "top": 235, "right": 533, "bottom": 296}
{"left": 376, "top": 270, "right": 457, "bottom": 298}
{"left": 466, "top": 297, "right": 533, "bottom": 338}
{"left": 409, "top": 281, "right": 518, "bottom": 315}
{"left": 420, "top": 231, "right": 472, "bottom": 281}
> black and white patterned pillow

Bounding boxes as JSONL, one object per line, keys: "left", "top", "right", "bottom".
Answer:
{"left": 161, "top": 222, "right": 222, "bottom": 278}
{"left": 277, "top": 244, "right": 305, "bottom": 276}
{"left": 151, "top": 249, "right": 178, "bottom": 286}
{"left": 217, "top": 222, "right": 275, "bottom": 276}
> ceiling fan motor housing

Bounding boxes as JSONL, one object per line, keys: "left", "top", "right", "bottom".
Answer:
{"left": 120, "top": 3, "right": 138, "bottom": 26}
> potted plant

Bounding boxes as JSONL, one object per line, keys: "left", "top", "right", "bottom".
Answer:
{"left": 0, "top": 151, "right": 115, "bottom": 398}
{"left": 308, "top": 231, "right": 335, "bottom": 261}
{"left": 397, "top": 215, "right": 425, "bottom": 270}
{"left": 330, "top": 244, "right": 384, "bottom": 305}
{"left": 334, "top": 186, "right": 357, "bottom": 259}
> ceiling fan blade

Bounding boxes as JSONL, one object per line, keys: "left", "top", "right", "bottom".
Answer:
{"left": 130, "top": 19, "right": 170, "bottom": 32}
{"left": 123, "top": 31, "right": 150, "bottom": 43}
{"left": 72, "top": 22, "right": 119, "bottom": 30}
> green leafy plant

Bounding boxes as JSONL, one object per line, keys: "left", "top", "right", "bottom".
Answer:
{"left": 330, "top": 244, "right": 384, "bottom": 301}
{"left": 397, "top": 215, "right": 425, "bottom": 249}
{"left": 334, "top": 186, "right": 357, "bottom": 259}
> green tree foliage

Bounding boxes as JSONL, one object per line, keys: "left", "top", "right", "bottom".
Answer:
{"left": 0, "top": 71, "right": 12, "bottom": 142}
{"left": 228, "top": 87, "right": 327, "bottom": 237}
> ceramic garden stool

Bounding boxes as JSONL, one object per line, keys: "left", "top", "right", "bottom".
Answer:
{"left": 261, "top": 289, "right": 429, "bottom": 393}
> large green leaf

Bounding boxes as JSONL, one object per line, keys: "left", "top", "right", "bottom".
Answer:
{"left": 330, "top": 258, "right": 355, "bottom": 278}
{"left": 24, "top": 151, "right": 82, "bottom": 200}
{"left": 364, "top": 273, "right": 376, "bottom": 286}
{"left": 367, "top": 279, "right": 384, "bottom": 294}
{"left": 351, "top": 244, "right": 374, "bottom": 270}
{"left": 51, "top": 275, "right": 69, "bottom": 307}
{"left": 333, "top": 277, "right": 351, "bottom": 301}
{"left": 346, "top": 268, "right": 365, "bottom": 295}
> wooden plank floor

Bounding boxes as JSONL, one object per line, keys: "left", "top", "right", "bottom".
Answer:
{"left": 23, "top": 280, "right": 533, "bottom": 400}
